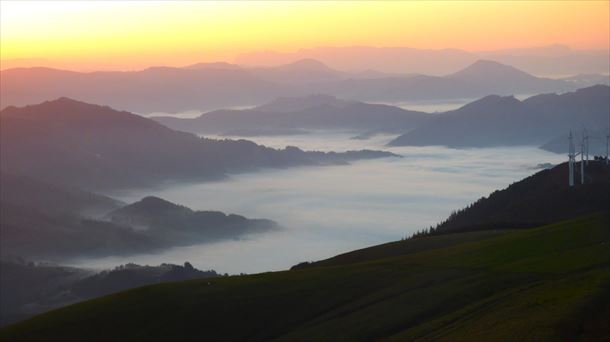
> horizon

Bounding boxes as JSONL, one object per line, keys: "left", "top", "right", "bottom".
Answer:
{"left": 1, "top": 1, "right": 609, "bottom": 71}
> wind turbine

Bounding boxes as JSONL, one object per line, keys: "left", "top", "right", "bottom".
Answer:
{"left": 568, "top": 131, "right": 575, "bottom": 187}
{"left": 582, "top": 127, "right": 589, "bottom": 165}
{"left": 580, "top": 134, "right": 585, "bottom": 185}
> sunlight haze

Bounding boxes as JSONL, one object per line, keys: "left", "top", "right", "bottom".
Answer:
{"left": 1, "top": 0, "right": 608, "bottom": 70}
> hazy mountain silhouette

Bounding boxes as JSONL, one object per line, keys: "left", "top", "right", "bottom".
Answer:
{"left": 236, "top": 46, "right": 483, "bottom": 75}
{"left": 107, "top": 196, "right": 278, "bottom": 243}
{"left": 0, "top": 98, "right": 397, "bottom": 191}
{"left": 389, "top": 85, "right": 610, "bottom": 147}
{"left": 1, "top": 191, "right": 278, "bottom": 261}
{"left": 154, "top": 94, "right": 431, "bottom": 136}
{"left": 1, "top": 60, "right": 582, "bottom": 114}
{"left": 0, "top": 66, "right": 282, "bottom": 113}
{"left": 445, "top": 60, "right": 564, "bottom": 93}
{"left": 248, "top": 59, "right": 346, "bottom": 84}
{"left": 236, "top": 44, "right": 610, "bottom": 76}
{"left": 311, "top": 60, "right": 574, "bottom": 103}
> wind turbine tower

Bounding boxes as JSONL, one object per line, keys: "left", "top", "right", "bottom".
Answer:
{"left": 606, "top": 128, "right": 610, "bottom": 165}
{"left": 580, "top": 135, "right": 585, "bottom": 185}
{"left": 583, "top": 128, "right": 589, "bottom": 165}
{"left": 568, "top": 131, "right": 575, "bottom": 187}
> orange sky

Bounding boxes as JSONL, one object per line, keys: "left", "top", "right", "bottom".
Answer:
{"left": 1, "top": 1, "right": 608, "bottom": 71}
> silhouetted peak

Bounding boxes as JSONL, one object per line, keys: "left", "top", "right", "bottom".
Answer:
{"left": 448, "top": 59, "right": 533, "bottom": 79}
{"left": 116, "top": 196, "right": 191, "bottom": 216}
{"left": 0, "top": 97, "right": 103, "bottom": 116}
{"left": 254, "top": 94, "right": 348, "bottom": 112}
{"left": 456, "top": 94, "right": 521, "bottom": 111}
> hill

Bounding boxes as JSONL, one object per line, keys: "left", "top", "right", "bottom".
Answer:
{"left": 1, "top": 193, "right": 277, "bottom": 261}
{"left": 0, "top": 260, "right": 217, "bottom": 327}
{"left": 1, "top": 60, "right": 579, "bottom": 114}
{"left": 427, "top": 161, "right": 609, "bottom": 234}
{"left": 107, "top": 196, "right": 278, "bottom": 243}
{"left": 154, "top": 94, "right": 431, "bottom": 136}
{"left": 2, "top": 213, "right": 608, "bottom": 340}
{"left": 445, "top": 60, "right": 563, "bottom": 94}
{"left": 247, "top": 59, "right": 346, "bottom": 84}
{"left": 389, "top": 85, "right": 610, "bottom": 147}
{"left": 308, "top": 60, "right": 573, "bottom": 104}
{"left": 0, "top": 98, "right": 397, "bottom": 191}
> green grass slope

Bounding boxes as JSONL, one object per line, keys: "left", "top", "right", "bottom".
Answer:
{"left": 1, "top": 213, "right": 609, "bottom": 341}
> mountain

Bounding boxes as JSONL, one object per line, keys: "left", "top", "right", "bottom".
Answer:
{"left": 1, "top": 194, "right": 278, "bottom": 261}
{"left": 2, "top": 212, "right": 608, "bottom": 340}
{"left": 389, "top": 85, "right": 610, "bottom": 147}
{"left": 253, "top": 93, "right": 349, "bottom": 112}
{"left": 311, "top": 60, "right": 573, "bottom": 104}
{"left": 154, "top": 94, "right": 431, "bottom": 136}
{"left": 236, "top": 46, "right": 482, "bottom": 75}
{"left": 479, "top": 45, "right": 610, "bottom": 77}
{"left": 247, "top": 59, "right": 346, "bottom": 84}
{"left": 0, "top": 66, "right": 282, "bottom": 113}
{"left": 445, "top": 59, "right": 564, "bottom": 94}
{"left": 236, "top": 44, "right": 610, "bottom": 76}
{"left": 1, "top": 60, "right": 581, "bottom": 114}
{"left": 0, "top": 98, "right": 397, "bottom": 191}
{"left": 107, "top": 196, "right": 278, "bottom": 243}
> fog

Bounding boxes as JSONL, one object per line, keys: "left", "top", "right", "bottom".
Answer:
{"left": 73, "top": 133, "right": 565, "bottom": 274}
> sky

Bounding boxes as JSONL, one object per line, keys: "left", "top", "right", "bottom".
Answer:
{"left": 1, "top": 0, "right": 609, "bottom": 71}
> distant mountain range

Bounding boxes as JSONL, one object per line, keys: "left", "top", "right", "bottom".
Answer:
{"left": 236, "top": 44, "right": 610, "bottom": 76}
{"left": 389, "top": 85, "right": 610, "bottom": 148}
{"left": 2, "top": 59, "right": 603, "bottom": 113}
{"left": 0, "top": 98, "right": 397, "bottom": 191}
{"left": 154, "top": 94, "right": 431, "bottom": 136}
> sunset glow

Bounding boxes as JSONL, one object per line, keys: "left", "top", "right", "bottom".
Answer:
{"left": 1, "top": 0, "right": 608, "bottom": 71}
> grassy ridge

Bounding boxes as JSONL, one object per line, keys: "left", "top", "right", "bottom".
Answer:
{"left": 1, "top": 213, "right": 609, "bottom": 341}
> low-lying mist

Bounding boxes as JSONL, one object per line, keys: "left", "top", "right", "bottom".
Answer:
{"left": 72, "top": 133, "right": 565, "bottom": 274}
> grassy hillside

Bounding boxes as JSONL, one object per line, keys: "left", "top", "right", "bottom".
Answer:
{"left": 2, "top": 213, "right": 609, "bottom": 341}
